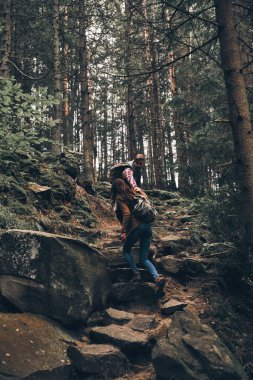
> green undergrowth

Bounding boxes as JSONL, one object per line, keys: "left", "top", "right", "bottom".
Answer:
{"left": 0, "top": 151, "right": 101, "bottom": 242}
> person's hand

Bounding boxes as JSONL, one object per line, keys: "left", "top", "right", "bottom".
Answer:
{"left": 134, "top": 187, "right": 148, "bottom": 198}
{"left": 121, "top": 232, "right": 126, "bottom": 241}
{"left": 134, "top": 186, "right": 142, "bottom": 193}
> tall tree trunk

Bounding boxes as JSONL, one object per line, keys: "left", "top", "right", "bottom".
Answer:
{"left": 0, "top": 0, "right": 12, "bottom": 78}
{"left": 142, "top": 0, "right": 166, "bottom": 189}
{"left": 88, "top": 49, "right": 97, "bottom": 181}
{"left": 165, "top": 9, "right": 190, "bottom": 194}
{"left": 62, "top": 6, "right": 71, "bottom": 148}
{"left": 125, "top": 0, "right": 137, "bottom": 159}
{"left": 137, "top": 122, "right": 148, "bottom": 187}
{"left": 52, "top": 0, "right": 62, "bottom": 154}
{"left": 147, "top": 118, "right": 155, "bottom": 188}
{"left": 111, "top": 91, "right": 116, "bottom": 163}
{"left": 214, "top": 0, "right": 253, "bottom": 270}
{"left": 120, "top": 109, "right": 126, "bottom": 162}
{"left": 234, "top": 0, "right": 253, "bottom": 88}
{"left": 102, "top": 89, "right": 108, "bottom": 179}
{"left": 79, "top": 0, "right": 93, "bottom": 182}
{"left": 167, "top": 39, "right": 189, "bottom": 194}
{"left": 69, "top": 71, "right": 78, "bottom": 149}
{"left": 166, "top": 122, "right": 177, "bottom": 190}
{"left": 150, "top": 3, "right": 167, "bottom": 189}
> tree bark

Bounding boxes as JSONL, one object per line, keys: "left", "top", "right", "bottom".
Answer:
{"left": 62, "top": 5, "right": 71, "bottom": 148}
{"left": 142, "top": 0, "right": 166, "bottom": 189}
{"left": 234, "top": 0, "right": 253, "bottom": 88}
{"left": 0, "top": 0, "right": 12, "bottom": 78}
{"left": 150, "top": 3, "right": 167, "bottom": 189}
{"left": 52, "top": 0, "right": 62, "bottom": 154}
{"left": 125, "top": 0, "right": 137, "bottom": 159}
{"left": 79, "top": 0, "right": 93, "bottom": 182}
{"left": 166, "top": 21, "right": 189, "bottom": 194}
{"left": 214, "top": 0, "right": 253, "bottom": 270}
{"left": 166, "top": 121, "right": 177, "bottom": 190}
{"left": 88, "top": 48, "right": 97, "bottom": 181}
{"left": 102, "top": 88, "right": 108, "bottom": 180}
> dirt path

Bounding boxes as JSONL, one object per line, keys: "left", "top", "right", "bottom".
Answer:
{"left": 90, "top": 193, "right": 253, "bottom": 379}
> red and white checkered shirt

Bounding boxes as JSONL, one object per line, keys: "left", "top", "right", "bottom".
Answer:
{"left": 122, "top": 168, "right": 137, "bottom": 189}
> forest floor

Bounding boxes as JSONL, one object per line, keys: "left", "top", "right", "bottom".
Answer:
{"left": 91, "top": 189, "right": 253, "bottom": 380}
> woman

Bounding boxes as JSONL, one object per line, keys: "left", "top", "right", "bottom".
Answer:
{"left": 111, "top": 178, "right": 165, "bottom": 286}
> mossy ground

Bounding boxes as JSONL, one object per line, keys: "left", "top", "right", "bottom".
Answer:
{"left": 0, "top": 152, "right": 114, "bottom": 243}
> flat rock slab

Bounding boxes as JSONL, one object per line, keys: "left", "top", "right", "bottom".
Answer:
{"left": 161, "top": 299, "right": 188, "bottom": 315}
{"left": 0, "top": 313, "right": 75, "bottom": 380}
{"left": 67, "top": 344, "right": 128, "bottom": 378}
{"left": 110, "top": 282, "right": 158, "bottom": 305}
{"left": 157, "top": 235, "right": 191, "bottom": 255}
{"left": 127, "top": 314, "right": 157, "bottom": 332}
{"left": 104, "top": 308, "right": 135, "bottom": 323}
{"left": 89, "top": 324, "right": 149, "bottom": 355}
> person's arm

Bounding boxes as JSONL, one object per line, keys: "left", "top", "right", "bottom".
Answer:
{"left": 117, "top": 198, "right": 132, "bottom": 237}
{"left": 122, "top": 168, "right": 141, "bottom": 192}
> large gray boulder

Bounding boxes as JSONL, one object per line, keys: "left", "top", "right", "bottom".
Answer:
{"left": 0, "top": 230, "right": 111, "bottom": 324}
{"left": 0, "top": 313, "right": 76, "bottom": 380}
{"left": 152, "top": 309, "right": 247, "bottom": 380}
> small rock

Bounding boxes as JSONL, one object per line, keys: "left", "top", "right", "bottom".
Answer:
{"left": 161, "top": 299, "right": 188, "bottom": 315}
{"left": 149, "top": 319, "right": 172, "bottom": 341}
{"left": 127, "top": 314, "right": 157, "bottom": 332}
{"left": 105, "top": 308, "right": 135, "bottom": 323}
{"left": 157, "top": 256, "right": 183, "bottom": 274}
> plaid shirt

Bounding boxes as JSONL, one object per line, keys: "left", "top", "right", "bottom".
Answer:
{"left": 122, "top": 168, "right": 137, "bottom": 189}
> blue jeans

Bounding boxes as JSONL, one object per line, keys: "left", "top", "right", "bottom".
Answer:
{"left": 123, "top": 224, "right": 159, "bottom": 279}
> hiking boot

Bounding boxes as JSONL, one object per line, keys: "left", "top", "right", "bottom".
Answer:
{"left": 131, "top": 271, "right": 141, "bottom": 282}
{"left": 154, "top": 275, "right": 166, "bottom": 288}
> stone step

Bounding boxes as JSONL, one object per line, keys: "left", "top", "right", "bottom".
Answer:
{"left": 160, "top": 299, "right": 188, "bottom": 315}
{"left": 102, "top": 246, "right": 156, "bottom": 267}
{"left": 156, "top": 234, "right": 191, "bottom": 255}
{"left": 109, "top": 281, "right": 161, "bottom": 306}
{"left": 110, "top": 267, "right": 153, "bottom": 283}
{"left": 67, "top": 343, "right": 128, "bottom": 378}
{"left": 88, "top": 324, "right": 150, "bottom": 358}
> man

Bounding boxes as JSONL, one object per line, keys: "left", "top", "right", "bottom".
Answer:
{"left": 122, "top": 153, "right": 145, "bottom": 193}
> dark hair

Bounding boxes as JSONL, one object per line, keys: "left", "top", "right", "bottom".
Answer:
{"left": 134, "top": 152, "right": 145, "bottom": 159}
{"left": 111, "top": 178, "right": 135, "bottom": 203}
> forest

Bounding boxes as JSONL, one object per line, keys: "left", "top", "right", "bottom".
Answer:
{"left": 1, "top": 0, "right": 253, "bottom": 269}
{"left": 0, "top": 0, "right": 253, "bottom": 379}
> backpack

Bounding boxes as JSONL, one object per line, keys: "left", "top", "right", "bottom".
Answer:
{"left": 109, "top": 162, "right": 132, "bottom": 183}
{"left": 130, "top": 195, "right": 157, "bottom": 224}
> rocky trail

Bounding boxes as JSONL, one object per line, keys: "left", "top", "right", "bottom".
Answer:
{"left": 72, "top": 191, "right": 248, "bottom": 380}
{"left": 0, "top": 185, "right": 252, "bottom": 379}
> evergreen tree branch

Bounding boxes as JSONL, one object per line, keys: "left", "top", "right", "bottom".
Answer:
{"left": 160, "top": 1, "right": 217, "bottom": 27}
{"left": 109, "top": 34, "right": 218, "bottom": 78}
